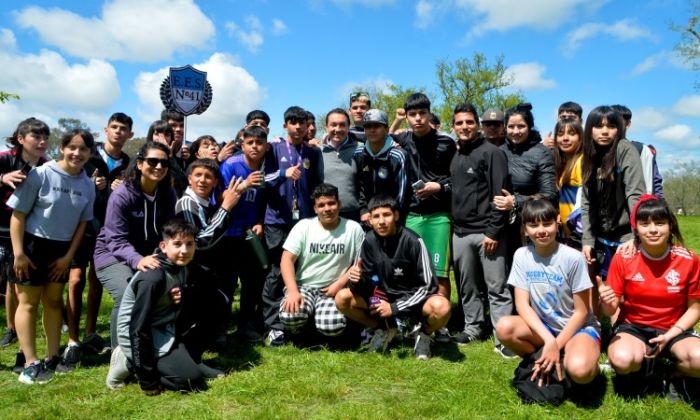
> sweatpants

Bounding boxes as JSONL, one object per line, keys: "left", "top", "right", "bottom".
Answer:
{"left": 279, "top": 286, "right": 347, "bottom": 336}
{"left": 452, "top": 232, "right": 513, "bottom": 345}
{"left": 156, "top": 342, "right": 206, "bottom": 392}
{"left": 262, "top": 224, "right": 292, "bottom": 331}
{"left": 97, "top": 262, "right": 134, "bottom": 348}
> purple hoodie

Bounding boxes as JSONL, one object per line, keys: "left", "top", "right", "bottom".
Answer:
{"left": 93, "top": 180, "right": 176, "bottom": 271}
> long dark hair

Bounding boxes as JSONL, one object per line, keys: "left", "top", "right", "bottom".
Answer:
{"left": 124, "top": 142, "right": 172, "bottom": 190}
{"left": 582, "top": 106, "right": 626, "bottom": 184}
{"left": 552, "top": 118, "right": 584, "bottom": 187}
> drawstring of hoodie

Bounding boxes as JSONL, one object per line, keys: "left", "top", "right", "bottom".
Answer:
{"left": 143, "top": 199, "right": 148, "bottom": 241}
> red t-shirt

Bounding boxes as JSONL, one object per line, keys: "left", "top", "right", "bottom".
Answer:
{"left": 607, "top": 246, "right": 700, "bottom": 330}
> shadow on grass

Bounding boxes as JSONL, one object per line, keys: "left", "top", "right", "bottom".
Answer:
{"left": 568, "top": 373, "right": 607, "bottom": 408}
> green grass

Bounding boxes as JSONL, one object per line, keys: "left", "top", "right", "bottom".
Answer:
{"left": 1, "top": 217, "right": 700, "bottom": 418}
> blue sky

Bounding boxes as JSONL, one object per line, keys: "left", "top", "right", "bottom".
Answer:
{"left": 1, "top": 0, "right": 699, "bottom": 170}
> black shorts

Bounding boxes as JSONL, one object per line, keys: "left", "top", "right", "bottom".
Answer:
{"left": 10, "top": 233, "right": 71, "bottom": 286}
{"left": 0, "top": 238, "right": 17, "bottom": 283}
{"left": 613, "top": 323, "right": 700, "bottom": 358}
{"left": 71, "top": 232, "right": 96, "bottom": 269}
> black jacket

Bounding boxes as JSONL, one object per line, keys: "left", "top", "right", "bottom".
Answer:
{"left": 450, "top": 136, "right": 511, "bottom": 239}
{"left": 82, "top": 143, "right": 131, "bottom": 228}
{"left": 500, "top": 136, "right": 557, "bottom": 208}
{"left": 354, "top": 142, "right": 410, "bottom": 217}
{"left": 394, "top": 129, "right": 456, "bottom": 214}
{"left": 351, "top": 226, "right": 437, "bottom": 316}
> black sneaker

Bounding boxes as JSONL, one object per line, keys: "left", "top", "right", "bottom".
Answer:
{"left": 434, "top": 327, "right": 452, "bottom": 344}
{"left": 12, "top": 351, "right": 26, "bottom": 375}
{"left": 265, "top": 329, "right": 286, "bottom": 348}
{"left": 414, "top": 331, "right": 432, "bottom": 360}
{"left": 0, "top": 328, "right": 17, "bottom": 347}
{"left": 82, "top": 333, "right": 111, "bottom": 355}
{"left": 453, "top": 331, "right": 479, "bottom": 345}
{"left": 18, "top": 361, "right": 53, "bottom": 384}
{"left": 43, "top": 355, "right": 62, "bottom": 372}
{"left": 494, "top": 344, "right": 518, "bottom": 359}
{"left": 367, "top": 328, "right": 397, "bottom": 353}
{"left": 56, "top": 344, "right": 81, "bottom": 373}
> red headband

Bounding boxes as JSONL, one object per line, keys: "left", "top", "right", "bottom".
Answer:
{"left": 630, "top": 193, "right": 659, "bottom": 230}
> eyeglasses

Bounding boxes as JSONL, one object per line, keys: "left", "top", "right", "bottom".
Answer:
{"left": 143, "top": 158, "right": 170, "bottom": 168}
{"left": 350, "top": 91, "right": 369, "bottom": 101}
{"left": 482, "top": 121, "right": 503, "bottom": 127}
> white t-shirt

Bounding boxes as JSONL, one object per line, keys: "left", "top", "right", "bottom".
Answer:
{"left": 508, "top": 243, "right": 599, "bottom": 334}
{"left": 283, "top": 217, "right": 364, "bottom": 289}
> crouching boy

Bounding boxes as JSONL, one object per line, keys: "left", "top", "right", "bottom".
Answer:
{"left": 106, "top": 219, "right": 226, "bottom": 394}
{"left": 278, "top": 183, "right": 364, "bottom": 339}
{"left": 335, "top": 195, "right": 451, "bottom": 360}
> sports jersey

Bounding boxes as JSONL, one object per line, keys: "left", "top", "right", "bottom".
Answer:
{"left": 559, "top": 155, "right": 583, "bottom": 240}
{"left": 607, "top": 246, "right": 700, "bottom": 331}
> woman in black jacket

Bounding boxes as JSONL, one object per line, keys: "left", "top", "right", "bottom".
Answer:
{"left": 494, "top": 103, "right": 557, "bottom": 261}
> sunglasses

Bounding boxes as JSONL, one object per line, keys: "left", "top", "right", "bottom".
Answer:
{"left": 142, "top": 157, "right": 170, "bottom": 168}
{"left": 350, "top": 91, "right": 369, "bottom": 101}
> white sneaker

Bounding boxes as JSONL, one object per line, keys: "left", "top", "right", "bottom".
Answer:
{"left": 414, "top": 331, "right": 432, "bottom": 360}
{"left": 106, "top": 346, "right": 130, "bottom": 390}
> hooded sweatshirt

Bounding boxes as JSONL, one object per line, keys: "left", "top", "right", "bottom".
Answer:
{"left": 93, "top": 180, "right": 176, "bottom": 271}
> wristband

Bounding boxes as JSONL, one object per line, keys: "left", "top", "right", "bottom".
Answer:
{"left": 671, "top": 325, "right": 685, "bottom": 333}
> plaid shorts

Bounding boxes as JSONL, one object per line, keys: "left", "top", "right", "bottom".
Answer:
{"left": 279, "top": 286, "right": 346, "bottom": 336}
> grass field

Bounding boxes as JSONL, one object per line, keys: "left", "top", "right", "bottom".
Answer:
{"left": 1, "top": 216, "right": 700, "bottom": 419}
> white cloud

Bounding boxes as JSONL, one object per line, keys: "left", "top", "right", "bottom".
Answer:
{"left": 452, "top": 0, "right": 601, "bottom": 37}
{"left": 0, "top": 48, "right": 119, "bottom": 139}
{"left": 415, "top": 0, "right": 437, "bottom": 29}
{"left": 0, "top": 28, "right": 16, "bottom": 50}
{"left": 226, "top": 16, "right": 269, "bottom": 53}
{"left": 654, "top": 124, "right": 693, "bottom": 142}
{"left": 562, "top": 19, "right": 654, "bottom": 57}
{"left": 336, "top": 77, "right": 394, "bottom": 103}
{"left": 14, "top": 0, "right": 214, "bottom": 62}
{"left": 133, "top": 53, "right": 266, "bottom": 141}
{"left": 504, "top": 62, "right": 556, "bottom": 90}
{"left": 630, "top": 107, "right": 668, "bottom": 131}
{"left": 672, "top": 95, "right": 700, "bottom": 118}
{"left": 271, "top": 19, "right": 288, "bottom": 36}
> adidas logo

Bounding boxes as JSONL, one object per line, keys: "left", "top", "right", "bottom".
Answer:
{"left": 467, "top": 167, "right": 474, "bottom": 174}
{"left": 631, "top": 273, "right": 645, "bottom": 282}
{"left": 281, "top": 157, "right": 288, "bottom": 163}
{"left": 393, "top": 267, "right": 404, "bottom": 277}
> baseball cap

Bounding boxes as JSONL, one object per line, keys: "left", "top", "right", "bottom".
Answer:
{"left": 363, "top": 109, "right": 388, "bottom": 126}
{"left": 481, "top": 108, "right": 504, "bottom": 123}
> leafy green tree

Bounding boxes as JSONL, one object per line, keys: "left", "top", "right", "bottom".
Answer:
{"left": 0, "top": 91, "right": 20, "bottom": 103}
{"left": 663, "top": 161, "right": 700, "bottom": 215}
{"left": 672, "top": 0, "right": 700, "bottom": 87}
{"left": 434, "top": 53, "right": 525, "bottom": 124}
{"left": 48, "top": 118, "right": 100, "bottom": 159}
{"left": 122, "top": 137, "right": 146, "bottom": 158}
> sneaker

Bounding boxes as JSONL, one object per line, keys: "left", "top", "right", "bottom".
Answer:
{"left": 239, "top": 327, "right": 263, "bottom": 343}
{"left": 265, "top": 329, "right": 285, "bottom": 348}
{"left": 82, "top": 333, "right": 111, "bottom": 355}
{"left": 198, "top": 362, "right": 225, "bottom": 379}
{"left": 43, "top": 355, "right": 62, "bottom": 372}
{"left": 18, "top": 361, "right": 53, "bottom": 384}
{"left": 367, "top": 328, "right": 397, "bottom": 354}
{"left": 0, "top": 328, "right": 17, "bottom": 347}
{"left": 453, "top": 331, "right": 479, "bottom": 345}
{"left": 494, "top": 344, "right": 518, "bottom": 359}
{"left": 12, "top": 351, "right": 25, "bottom": 375}
{"left": 668, "top": 376, "right": 700, "bottom": 403}
{"left": 56, "top": 344, "right": 81, "bottom": 373}
{"left": 434, "top": 327, "right": 451, "bottom": 344}
{"left": 414, "top": 331, "right": 432, "bottom": 360}
{"left": 359, "top": 328, "right": 374, "bottom": 346}
{"left": 106, "top": 346, "right": 130, "bottom": 390}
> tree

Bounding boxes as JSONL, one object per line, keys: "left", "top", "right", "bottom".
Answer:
{"left": 434, "top": 53, "right": 525, "bottom": 124}
{"left": 672, "top": 0, "right": 700, "bottom": 87}
{"left": 0, "top": 91, "right": 20, "bottom": 103}
{"left": 122, "top": 137, "right": 146, "bottom": 158}
{"left": 48, "top": 118, "right": 100, "bottom": 159}
{"left": 663, "top": 161, "right": 700, "bottom": 215}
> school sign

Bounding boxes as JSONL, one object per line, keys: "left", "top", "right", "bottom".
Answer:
{"left": 160, "top": 65, "right": 213, "bottom": 116}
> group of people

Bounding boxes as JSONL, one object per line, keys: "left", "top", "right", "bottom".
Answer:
{"left": 0, "top": 89, "right": 698, "bottom": 405}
